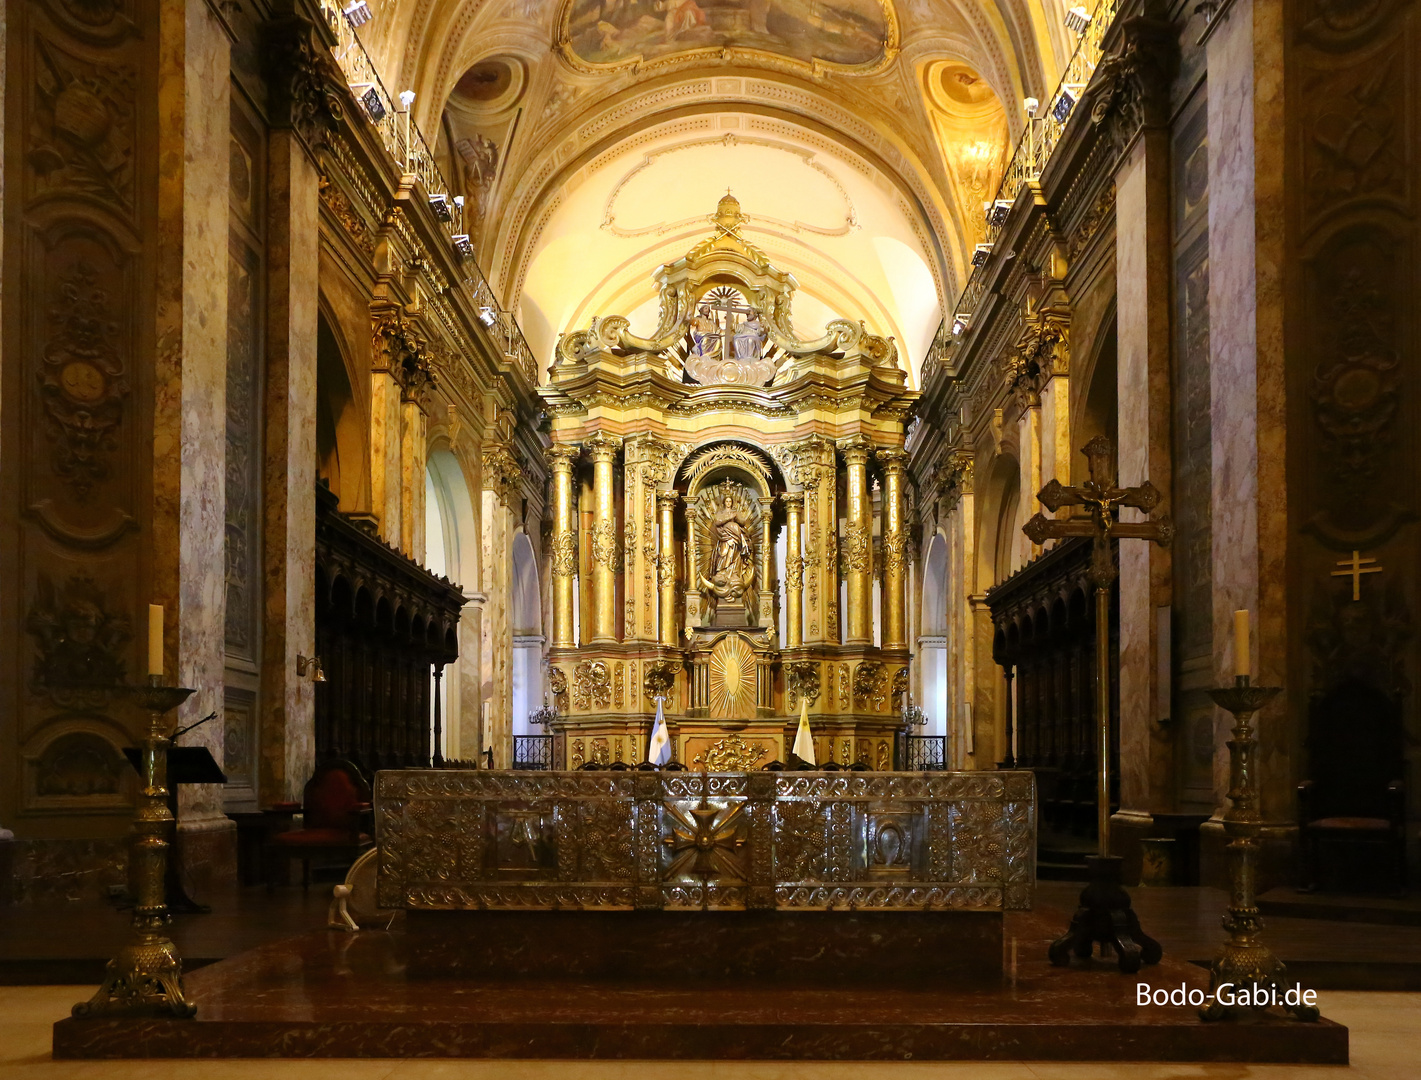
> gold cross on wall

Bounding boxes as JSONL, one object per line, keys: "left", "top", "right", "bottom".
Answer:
{"left": 1331, "top": 550, "right": 1382, "bottom": 601}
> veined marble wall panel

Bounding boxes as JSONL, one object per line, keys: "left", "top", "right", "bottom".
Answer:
{"left": 1171, "top": 96, "right": 1214, "bottom": 813}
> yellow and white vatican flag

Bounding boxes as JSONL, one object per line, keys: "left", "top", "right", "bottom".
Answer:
{"left": 792, "top": 697, "right": 815, "bottom": 766}
{"left": 648, "top": 697, "right": 671, "bottom": 766}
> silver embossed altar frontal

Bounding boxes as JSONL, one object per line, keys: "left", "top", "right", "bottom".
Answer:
{"left": 375, "top": 770, "right": 1035, "bottom": 912}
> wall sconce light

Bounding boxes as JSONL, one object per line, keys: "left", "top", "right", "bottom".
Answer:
{"left": 972, "top": 242, "right": 994, "bottom": 268}
{"left": 452, "top": 234, "right": 473, "bottom": 256}
{"left": 297, "top": 655, "right": 327, "bottom": 683}
{"left": 398, "top": 90, "right": 416, "bottom": 111}
{"left": 477, "top": 306, "right": 498, "bottom": 327}
{"left": 1064, "top": 5, "right": 1091, "bottom": 33}
{"left": 1053, "top": 86, "right": 1081, "bottom": 123}
{"left": 428, "top": 193, "right": 451, "bottom": 220}
{"left": 1024, "top": 96, "right": 1039, "bottom": 118}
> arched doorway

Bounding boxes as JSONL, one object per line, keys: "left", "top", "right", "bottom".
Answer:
{"left": 919, "top": 532, "right": 950, "bottom": 748}
{"left": 425, "top": 447, "right": 478, "bottom": 760}
{"left": 510, "top": 531, "right": 543, "bottom": 746}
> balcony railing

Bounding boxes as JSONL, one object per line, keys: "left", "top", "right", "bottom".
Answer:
{"left": 921, "top": 0, "right": 1120, "bottom": 387}
{"left": 903, "top": 735, "right": 948, "bottom": 771}
{"left": 513, "top": 735, "right": 554, "bottom": 770}
{"left": 314, "top": 0, "right": 540, "bottom": 387}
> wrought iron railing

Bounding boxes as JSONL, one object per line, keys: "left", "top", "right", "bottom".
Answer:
{"left": 513, "top": 735, "right": 554, "bottom": 770}
{"left": 904, "top": 735, "right": 947, "bottom": 771}
{"left": 313, "top": 1, "right": 540, "bottom": 386}
{"left": 921, "top": 0, "right": 1120, "bottom": 387}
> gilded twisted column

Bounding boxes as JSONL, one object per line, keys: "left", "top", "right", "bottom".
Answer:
{"left": 657, "top": 490, "right": 679, "bottom": 645}
{"left": 546, "top": 444, "right": 580, "bottom": 648}
{"left": 841, "top": 436, "right": 874, "bottom": 646}
{"left": 782, "top": 491, "right": 804, "bottom": 647}
{"left": 878, "top": 447, "right": 908, "bottom": 650}
{"left": 585, "top": 431, "right": 622, "bottom": 644}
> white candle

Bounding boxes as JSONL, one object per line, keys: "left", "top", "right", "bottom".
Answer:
{"left": 1233, "top": 609, "right": 1250, "bottom": 679}
{"left": 148, "top": 604, "right": 164, "bottom": 678}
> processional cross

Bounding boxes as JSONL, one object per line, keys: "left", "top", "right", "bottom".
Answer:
{"left": 1022, "top": 435, "right": 1172, "bottom": 974}
{"left": 1022, "top": 435, "right": 1173, "bottom": 852}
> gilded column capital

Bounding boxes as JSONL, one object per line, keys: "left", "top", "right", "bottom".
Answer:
{"left": 876, "top": 446, "right": 908, "bottom": 474}
{"left": 482, "top": 442, "right": 523, "bottom": 506}
{"left": 655, "top": 489, "right": 681, "bottom": 512}
{"left": 545, "top": 442, "right": 580, "bottom": 473}
{"left": 839, "top": 435, "right": 874, "bottom": 468}
{"left": 583, "top": 430, "right": 623, "bottom": 463}
{"left": 781, "top": 490, "right": 805, "bottom": 512}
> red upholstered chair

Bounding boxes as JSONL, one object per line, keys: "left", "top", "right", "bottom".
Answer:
{"left": 267, "top": 759, "right": 373, "bottom": 888}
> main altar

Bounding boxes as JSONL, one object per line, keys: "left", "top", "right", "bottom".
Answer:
{"left": 539, "top": 196, "right": 918, "bottom": 770}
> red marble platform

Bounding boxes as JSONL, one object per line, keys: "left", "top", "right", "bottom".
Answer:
{"left": 52, "top": 907, "right": 1347, "bottom": 1062}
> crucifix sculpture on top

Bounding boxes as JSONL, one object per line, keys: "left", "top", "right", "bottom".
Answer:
{"left": 1021, "top": 434, "right": 1173, "bottom": 975}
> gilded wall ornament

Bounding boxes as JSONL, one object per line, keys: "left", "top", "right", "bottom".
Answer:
{"left": 853, "top": 661, "right": 886, "bottom": 711}
{"left": 264, "top": 13, "right": 345, "bottom": 149}
{"left": 643, "top": 659, "right": 678, "bottom": 700}
{"left": 614, "top": 662, "right": 624, "bottom": 708}
{"left": 483, "top": 443, "right": 523, "bottom": 507}
{"left": 786, "top": 660, "right": 821, "bottom": 706}
{"left": 548, "top": 666, "right": 569, "bottom": 713}
{"left": 691, "top": 735, "right": 770, "bottom": 772}
{"left": 573, "top": 660, "right": 613, "bottom": 711}
{"left": 891, "top": 667, "right": 910, "bottom": 710}
{"left": 318, "top": 173, "right": 375, "bottom": 256}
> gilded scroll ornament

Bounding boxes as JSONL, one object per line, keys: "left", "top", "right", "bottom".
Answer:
{"left": 571, "top": 738, "right": 585, "bottom": 769}
{"left": 853, "top": 661, "right": 885, "bottom": 711}
{"left": 590, "top": 519, "right": 621, "bottom": 569}
{"left": 643, "top": 659, "right": 678, "bottom": 700}
{"left": 891, "top": 667, "right": 910, "bottom": 710}
{"left": 692, "top": 734, "right": 770, "bottom": 772}
{"left": 614, "top": 662, "right": 624, "bottom": 708}
{"left": 551, "top": 532, "right": 577, "bottom": 578}
{"left": 843, "top": 522, "right": 871, "bottom": 573}
{"left": 573, "top": 660, "right": 613, "bottom": 711}
{"left": 548, "top": 666, "right": 569, "bottom": 713}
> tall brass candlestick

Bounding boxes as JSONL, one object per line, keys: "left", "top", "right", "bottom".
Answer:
{"left": 73, "top": 678, "right": 197, "bottom": 1019}
{"left": 1201, "top": 676, "right": 1319, "bottom": 1022}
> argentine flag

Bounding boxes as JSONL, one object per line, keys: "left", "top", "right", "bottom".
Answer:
{"left": 792, "top": 696, "right": 815, "bottom": 766}
{"left": 648, "top": 697, "right": 671, "bottom": 766}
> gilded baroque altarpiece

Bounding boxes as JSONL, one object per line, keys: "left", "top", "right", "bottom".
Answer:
{"left": 538, "top": 197, "right": 918, "bottom": 768}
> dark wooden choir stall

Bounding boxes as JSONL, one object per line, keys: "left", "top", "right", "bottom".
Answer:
{"left": 313, "top": 484, "right": 465, "bottom": 773}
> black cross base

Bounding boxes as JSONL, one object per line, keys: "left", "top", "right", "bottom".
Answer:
{"left": 1048, "top": 855, "right": 1163, "bottom": 975}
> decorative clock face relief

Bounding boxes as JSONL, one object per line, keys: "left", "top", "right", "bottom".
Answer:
{"left": 559, "top": 0, "right": 897, "bottom": 73}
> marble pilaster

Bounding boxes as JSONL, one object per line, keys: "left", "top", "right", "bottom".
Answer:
{"left": 152, "top": 0, "right": 232, "bottom": 848}
{"left": 1113, "top": 119, "right": 1176, "bottom": 840}
{"left": 400, "top": 398, "right": 427, "bottom": 560}
{"left": 480, "top": 484, "right": 512, "bottom": 767}
{"left": 1207, "top": 0, "right": 1291, "bottom": 830}
{"left": 367, "top": 334, "right": 404, "bottom": 547}
{"left": 258, "top": 129, "right": 320, "bottom": 803}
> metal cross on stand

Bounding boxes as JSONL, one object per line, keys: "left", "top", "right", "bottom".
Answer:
{"left": 1022, "top": 434, "right": 1173, "bottom": 974}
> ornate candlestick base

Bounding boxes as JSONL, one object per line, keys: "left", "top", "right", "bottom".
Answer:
{"left": 1048, "top": 854, "right": 1163, "bottom": 974}
{"left": 73, "top": 680, "right": 197, "bottom": 1019}
{"left": 1200, "top": 679, "right": 1318, "bottom": 1023}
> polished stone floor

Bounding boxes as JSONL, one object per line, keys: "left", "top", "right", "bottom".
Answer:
{"left": 6, "top": 986, "right": 1421, "bottom": 1077}
{"left": 6, "top": 881, "right": 1421, "bottom": 1069}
